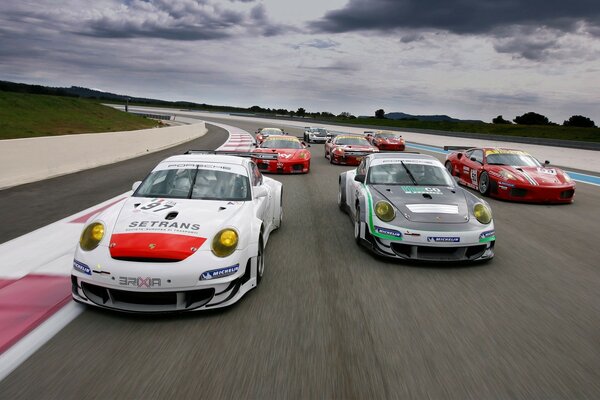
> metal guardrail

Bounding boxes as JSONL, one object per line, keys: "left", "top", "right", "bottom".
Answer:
{"left": 129, "top": 112, "right": 173, "bottom": 121}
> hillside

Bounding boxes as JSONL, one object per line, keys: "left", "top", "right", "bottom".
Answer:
{"left": 0, "top": 91, "right": 157, "bottom": 139}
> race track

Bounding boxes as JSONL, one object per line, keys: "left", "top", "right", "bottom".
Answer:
{"left": 1, "top": 117, "right": 599, "bottom": 399}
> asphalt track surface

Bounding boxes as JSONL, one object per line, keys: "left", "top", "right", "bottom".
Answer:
{"left": 1, "top": 118, "right": 600, "bottom": 399}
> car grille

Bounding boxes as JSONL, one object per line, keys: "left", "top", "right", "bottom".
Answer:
{"left": 510, "top": 188, "right": 528, "bottom": 197}
{"left": 390, "top": 243, "right": 489, "bottom": 261}
{"left": 81, "top": 282, "right": 215, "bottom": 312}
{"left": 560, "top": 189, "right": 574, "bottom": 199}
{"left": 292, "top": 164, "right": 304, "bottom": 171}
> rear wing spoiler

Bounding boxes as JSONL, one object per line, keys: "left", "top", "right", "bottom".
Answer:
{"left": 443, "top": 146, "right": 475, "bottom": 151}
{"left": 184, "top": 150, "right": 279, "bottom": 160}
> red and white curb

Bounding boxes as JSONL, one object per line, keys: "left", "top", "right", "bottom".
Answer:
{"left": 0, "top": 122, "right": 253, "bottom": 381}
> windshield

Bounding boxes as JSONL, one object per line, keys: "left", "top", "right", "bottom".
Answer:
{"left": 260, "top": 139, "right": 302, "bottom": 149}
{"left": 335, "top": 137, "right": 370, "bottom": 146}
{"left": 368, "top": 162, "right": 454, "bottom": 186}
{"left": 486, "top": 153, "right": 541, "bottom": 167}
{"left": 135, "top": 168, "right": 250, "bottom": 201}
{"left": 312, "top": 128, "right": 328, "bottom": 135}
{"left": 260, "top": 128, "right": 283, "bottom": 135}
{"left": 375, "top": 133, "right": 401, "bottom": 139}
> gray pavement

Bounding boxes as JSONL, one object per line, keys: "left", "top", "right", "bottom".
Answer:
{"left": 1, "top": 119, "right": 599, "bottom": 399}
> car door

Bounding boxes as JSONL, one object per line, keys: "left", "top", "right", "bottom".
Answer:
{"left": 461, "top": 149, "right": 484, "bottom": 187}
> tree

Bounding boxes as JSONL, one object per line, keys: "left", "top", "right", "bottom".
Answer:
{"left": 563, "top": 115, "right": 596, "bottom": 128}
{"left": 375, "top": 109, "right": 385, "bottom": 119}
{"left": 513, "top": 112, "right": 550, "bottom": 125}
{"left": 321, "top": 111, "right": 334, "bottom": 118}
{"left": 296, "top": 107, "right": 306, "bottom": 117}
{"left": 492, "top": 115, "right": 512, "bottom": 124}
{"left": 337, "top": 111, "right": 354, "bottom": 118}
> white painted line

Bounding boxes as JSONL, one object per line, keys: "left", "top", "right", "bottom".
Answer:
{"left": 0, "top": 302, "right": 84, "bottom": 382}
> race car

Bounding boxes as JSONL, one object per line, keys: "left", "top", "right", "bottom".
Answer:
{"left": 325, "top": 134, "right": 379, "bottom": 165}
{"left": 255, "top": 127, "right": 285, "bottom": 144}
{"left": 369, "top": 131, "right": 406, "bottom": 151}
{"left": 303, "top": 127, "right": 330, "bottom": 143}
{"left": 338, "top": 153, "right": 495, "bottom": 262}
{"left": 252, "top": 135, "right": 311, "bottom": 174}
{"left": 72, "top": 152, "right": 283, "bottom": 312}
{"left": 444, "top": 147, "right": 575, "bottom": 203}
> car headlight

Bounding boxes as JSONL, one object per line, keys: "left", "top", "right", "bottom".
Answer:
{"left": 298, "top": 151, "right": 308, "bottom": 159}
{"left": 473, "top": 203, "right": 492, "bottom": 224}
{"left": 79, "top": 222, "right": 105, "bottom": 251}
{"left": 211, "top": 228, "right": 238, "bottom": 258}
{"left": 499, "top": 170, "right": 516, "bottom": 180}
{"left": 375, "top": 201, "right": 395, "bottom": 222}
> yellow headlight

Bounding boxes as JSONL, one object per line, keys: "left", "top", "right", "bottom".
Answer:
{"left": 375, "top": 201, "right": 395, "bottom": 222}
{"left": 473, "top": 203, "right": 492, "bottom": 224}
{"left": 211, "top": 229, "right": 238, "bottom": 258}
{"left": 298, "top": 151, "right": 307, "bottom": 159}
{"left": 79, "top": 222, "right": 105, "bottom": 251}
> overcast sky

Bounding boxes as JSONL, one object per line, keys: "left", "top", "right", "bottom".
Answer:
{"left": 1, "top": 0, "right": 599, "bottom": 122}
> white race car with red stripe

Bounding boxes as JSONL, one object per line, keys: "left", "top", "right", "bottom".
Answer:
{"left": 71, "top": 152, "right": 283, "bottom": 312}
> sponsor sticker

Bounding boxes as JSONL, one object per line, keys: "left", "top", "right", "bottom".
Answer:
{"left": 479, "top": 230, "right": 495, "bottom": 242}
{"left": 485, "top": 149, "right": 527, "bottom": 156}
{"left": 401, "top": 186, "right": 443, "bottom": 194}
{"left": 119, "top": 277, "right": 162, "bottom": 288}
{"left": 73, "top": 260, "right": 91, "bottom": 275}
{"left": 427, "top": 237, "right": 460, "bottom": 243}
{"left": 537, "top": 167, "right": 557, "bottom": 175}
{"left": 200, "top": 264, "right": 240, "bottom": 281}
{"left": 124, "top": 220, "right": 201, "bottom": 235}
{"left": 375, "top": 226, "right": 402, "bottom": 238}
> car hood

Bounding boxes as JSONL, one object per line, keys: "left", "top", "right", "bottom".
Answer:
{"left": 254, "top": 148, "right": 304, "bottom": 160}
{"left": 371, "top": 185, "right": 470, "bottom": 224}
{"left": 492, "top": 165, "right": 568, "bottom": 185}
{"left": 334, "top": 145, "right": 374, "bottom": 151}
{"left": 107, "top": 197, "right": 247, "bottom": 261}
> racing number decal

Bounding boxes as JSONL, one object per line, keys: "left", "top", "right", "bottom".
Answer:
{"left": 470, "top": 169, "right": 478, "bottom": 185}
{"left": 140, "top": 200, "right": 175, "bottom": 212}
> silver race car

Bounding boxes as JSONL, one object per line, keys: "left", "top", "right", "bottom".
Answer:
{"left": 338, "top": 153, "right": 495, "bottom": 262}
{"left": 303, "top": 127, "right": 330, "bottom": 143}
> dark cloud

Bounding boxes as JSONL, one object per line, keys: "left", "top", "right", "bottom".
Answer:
{"left": 310, "top": 0, "right": 600, "bottom": 58}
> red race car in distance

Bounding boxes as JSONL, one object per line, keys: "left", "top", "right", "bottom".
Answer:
{"left": 445, "top": 147, "right": 575, "bottom": 203}
{"left": 325, "top": 134, "right": 379, "bottom": 165}
{"left": 370, "top": 131, "right": 405, "bottom": 151}
{"left": 252, "top": 135, "right": 311, "bottom": 173}
{"left": 255, "top": 127, "right": 285, "bottom": 144}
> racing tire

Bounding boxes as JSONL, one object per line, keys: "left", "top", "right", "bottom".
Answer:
{"left": 277, "top": 190, "right": 283, "bottom": 228}
{"left": 330, "top": 154, "right": 336, "bottom": 164}
{"left": 337, "top": 182, "right": 345, "bottom": 211}
{"left": 256, "top": 236, "right": 264, "bottom": 285}
{"left": 354, "top": 204, "right": 361, "bottom": 244}
{"left": 478, "top": 171, "right": 490, "bottom": 196}
{"left": 445, "top": 161, "right": 454, "bottom": 176}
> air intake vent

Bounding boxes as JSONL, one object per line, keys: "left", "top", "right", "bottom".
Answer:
{"left": 165, "top": 212, "right": 178, "bottom": 220}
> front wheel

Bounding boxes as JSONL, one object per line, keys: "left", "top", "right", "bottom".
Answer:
{"left": 337, "top": 182, "right": 345, "bottom": 211}
{"left": 478, "top": 171, "right": 490, "bottom": 195}
{"left": 256, "top": 237, "right": 264, "bottom": 285}
{"left": 445, "top": 161, "right": 454, "bottom": 175}
{"left": 354, "top": 205, "right": 361, "bottom": 244}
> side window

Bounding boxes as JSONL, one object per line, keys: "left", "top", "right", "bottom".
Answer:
{"left": 250, "top": 162, "right": 263, "bottom": 186}
{"left": 471, "top": 150, "right": 483, "bottom": 164}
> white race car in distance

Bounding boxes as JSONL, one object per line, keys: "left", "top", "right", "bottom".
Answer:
{"left": 72, "top": 152, "right": 283, "bottom": 312}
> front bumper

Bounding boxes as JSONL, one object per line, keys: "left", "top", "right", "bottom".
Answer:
{"left": 331, "top": 154, "right": 366, "bottom": 166}
{"left": 71, "top": 248, "right": 257, "bottom": 313}
{"left": 490, "top": 180, "right": 575, "bottom": 203}
{"left": 256, "top": 159, "right": 310, "bottom": 174}
{"left": 358, "top": 221, "right": 495, "bottom": 262}
{"left": 376, "top": 143, "right": 405, "bottom": 151}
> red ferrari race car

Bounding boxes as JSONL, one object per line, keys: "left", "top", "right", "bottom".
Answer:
{"left": 325, "top": 134, "right": 378, "bottom": 165}
{"left": 369, "top": 130, "right": 406, "bottom": 151}
{"left": 252, "top": 135, "right": 311, "bottom": 173}
{"left": 255, "top": 127, "right": 285, "bottom": 144}
{"left": 445, "top": 147, "right": 575, "bottom": 203}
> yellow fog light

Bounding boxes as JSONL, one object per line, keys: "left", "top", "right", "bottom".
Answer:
{"left": 375, "top": 201, "right": 395, "bottom": 222}
{"left": 473, "top": 203, "right": 492, "bottom": 224}
{"left": 79, "top": 222, "right": 105, "bottom": 251}
{"left": 211, "top": 229, "right": 238, "bottom": 258}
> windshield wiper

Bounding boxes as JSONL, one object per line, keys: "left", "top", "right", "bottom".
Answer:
{"left": 487, "top": 162, "right": 506, "bottom": 165}
{"left": 400, "top": 161, "right": 418, "bottom": 186}
{"left": 187, "top": 166, "right": 200, "bottom": 199}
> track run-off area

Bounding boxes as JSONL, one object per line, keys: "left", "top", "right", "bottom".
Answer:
{"left": 0, "top": 110, "right": 599, "bottom": 398}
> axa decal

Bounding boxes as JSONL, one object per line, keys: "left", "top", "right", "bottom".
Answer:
{"left": 200, "top": 264, "right": 240, "bottom": 280}
{"left": 401, "top": 186, "right": 443, "bottom": 194}
{"left": 73, "top": 260, "right": 92, "bottom": 275}
{"left": 119, "top": 277, "right": 162, "bottom": 288}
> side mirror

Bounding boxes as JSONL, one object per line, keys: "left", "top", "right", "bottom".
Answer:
{"left": 253, "top": 185, "right": 268, "bottom": 199}
{"left": 354, "top": 174, "right": 366, "bottom": 183}
{"left": 132, "top": 181, "right": 142, "bottom": 192}
{"left": 470, "top": 157, "right": 481, "bottom": 163}
{"left": 544, "top": 160, "right": 550, "bottom": 166}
